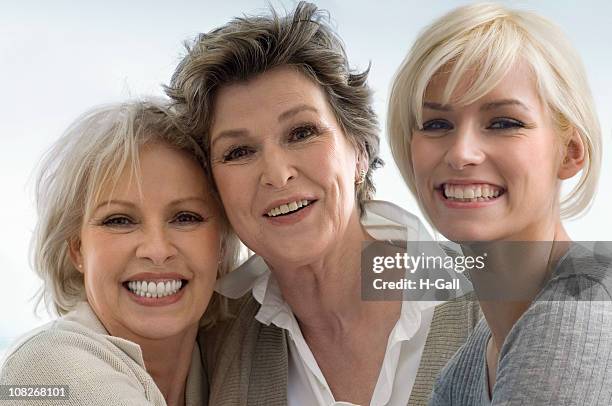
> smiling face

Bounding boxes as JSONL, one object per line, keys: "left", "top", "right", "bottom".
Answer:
{"left": 209, "top": 66, "right": 362, "bottom": 266}
{"left": 70, "top": 142, "right": 221, "bottom": 341}
{"left": 411, "top": 61, "right": 569, "bottom": 242}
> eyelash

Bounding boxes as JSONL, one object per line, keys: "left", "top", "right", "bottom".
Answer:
{"left": 222, "top": 146, "right": 254, "bottom": 162}
{"left": 288, "top": 123, "right": 320, "bottom": 142}
{"left": 221, "top": 123, "right": 321, "bottom": 162}
{"left": 420, "top": 118, "right": 527, "bottom": 132}
{"left": 101, "top": 212, "right": 204, "bottom": 228}
{"left": 102, "top": 215, "right": 135, "bottom": 227}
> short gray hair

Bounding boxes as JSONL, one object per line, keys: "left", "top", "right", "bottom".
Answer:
{"left": 32, "top": 100, "right": 239, "bottom": 328}
{"left": 165, "top": 1, "right": 382, "bottom": 213}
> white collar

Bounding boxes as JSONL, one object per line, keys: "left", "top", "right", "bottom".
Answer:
{"left": 215, "top": 200, "right": 443, "bottom": 322}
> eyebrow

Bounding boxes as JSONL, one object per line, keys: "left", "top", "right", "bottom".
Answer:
{"left": 211, "top": 104, "right": 319, "bottom": 149}
{"left": 423, "top": 99, "right": 530, "bottom": 112}
{"left": 211, "top": 129, "right": 250, "bottom": 149}
{"left": 278, "top": 104, "right": 319, "bottom": 122}
{"left": 94, "top": 197, "right": 208, "bottom": 212}
{"left": 480, "top": 99, "right": 530, "bottom": 112}
{"left": 423, "top": 101, "right": 452, "bottom": 112}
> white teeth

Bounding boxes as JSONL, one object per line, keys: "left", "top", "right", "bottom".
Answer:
{"left": 125, "top": 279, "right": 184, "bottom": 298}
{"left": 267, "top": 200, "right": 311, "bottom": 217}
{"left": 443, "top": 184, "right": 503, "bottom": 201}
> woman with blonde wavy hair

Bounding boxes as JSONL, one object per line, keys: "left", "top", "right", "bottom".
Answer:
{"left": 388, "top": 3, "right": 612, "bottom": 405}
{"left": 0, "top": 100, "right": 239, "bottom": 406}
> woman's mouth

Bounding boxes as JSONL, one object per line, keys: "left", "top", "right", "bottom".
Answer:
{"left": 265, "top": 199, "right": 315, "bottom": 217}
{"left": 123, "top": 279, "right": 188, "bottom": 298}
{"left": 441, "top": 183, "right": 505, "bottom": 203}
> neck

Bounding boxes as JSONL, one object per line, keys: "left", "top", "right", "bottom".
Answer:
{"left": 141, "top": 329, "right": 197, "bottom": 406}
{"left": 107, "top": 323, "right": 198, "bottom": 406}
{"left": 474, "top": 220, "right": 571, "bottom": 353}
{"left": 267, "top": 212, "right": 397, "bottom": 338}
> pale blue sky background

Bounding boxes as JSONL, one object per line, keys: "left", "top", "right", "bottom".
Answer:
{"left": 1, "top": 1, "right": 611, "bottom": 359}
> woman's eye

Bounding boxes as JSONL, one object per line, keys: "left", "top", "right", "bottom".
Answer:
{"left": 102, "top": 216, "right": 135, "bottom": 227}
{"left": 421, "top": 120, "right": 453, "bottom": 132}
{"left": 488, "top": 118, "right": 525, "bottom": 130}
{"left": 289, "top": 125, "right": 318, "bottom": 141}
{"left": 172, "top": 212, "right": 203, "bottom": 224}
{"left": 223, "top": 146, "right": 253, "bottom": 162}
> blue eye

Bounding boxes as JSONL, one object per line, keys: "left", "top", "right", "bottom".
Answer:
{"left": 421, "top": 120, "right": 453, "bottom": 132}
{"left": 289, "top": 124, "right": 318, "bottom": 141}
{"left": 172, "top": 212, "right": 203, "bottom": 224}
{"left": 488, "top": 118, "right": 525, "bottom": 130}
{"left": 223, "top": 146, "right": 254, "bottom": 162}
{"left": 102, "top": 216, "right": 135, "bottom": 227}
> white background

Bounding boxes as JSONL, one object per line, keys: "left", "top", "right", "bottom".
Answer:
{"left": 1, "top": 0, "right": 611, "bottom": 359}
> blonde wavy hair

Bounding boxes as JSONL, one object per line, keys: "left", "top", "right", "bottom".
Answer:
{"left": 32, "top": 100, "right": 240, "bottom": 328}
{"left": 388, "top": 2, "right": 601, "bottom": 219}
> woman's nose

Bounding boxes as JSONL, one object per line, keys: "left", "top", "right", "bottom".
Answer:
{"left": 136, "top": 225, "right": 178, "bottom": 266}
{"left": 260, "top": 146, "right": 297, "bottom": 188}
{"left": 443, "top": 128, "right": 486, "bottom": 170}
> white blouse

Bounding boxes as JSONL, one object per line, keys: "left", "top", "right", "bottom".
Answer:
{"left": 216, "top": 200, "right": 449, "bottom": 406}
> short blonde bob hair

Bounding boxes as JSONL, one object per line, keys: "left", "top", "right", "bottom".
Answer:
{"left": 32, "top": 100, "right": 240, "bottom": 328}
{"left": 388, "top": 2, "right": 601, "bottom": 219}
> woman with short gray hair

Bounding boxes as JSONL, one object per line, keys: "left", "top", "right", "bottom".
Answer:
{"left": 167, "top": 2, "right": 479, "bottom": 405}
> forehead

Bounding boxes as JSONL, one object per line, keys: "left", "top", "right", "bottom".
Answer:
{"left": 425, "top": 60, "right": 542, "bottom": 111}
{"left": 91, "top": 142, "right": 210, "bottom": 206}
{"left": 210, "top": 66, "right": 332, "bottom": 130}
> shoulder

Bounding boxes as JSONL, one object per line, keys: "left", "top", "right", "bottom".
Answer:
{"left": 510, "top": 245, "right": 612, "bottom": 335}
{"left": 1, "top": 320, "right": 164, "bottom": 405}
{"left": 1, "top": 320, "right": 132, "bottom": 381}
{"left": 544, "top": 243, "right": 612, "bottom": 300}
{"left": 2, "top": 319, "right": 114, "bottom": 372}
{"left": 491, "top": 246, "right": 612, "bottom": 404}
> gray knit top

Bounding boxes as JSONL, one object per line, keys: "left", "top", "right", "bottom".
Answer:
{"left": 429, "top": 244, "right": 612, "bottom": 406}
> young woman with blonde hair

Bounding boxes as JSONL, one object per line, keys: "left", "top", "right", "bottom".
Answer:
{"left": 388, "top": 3, "right": 611, "bottom": 404}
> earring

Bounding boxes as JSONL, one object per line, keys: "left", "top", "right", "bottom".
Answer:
{"left": 355, "top": 169, "right": 366, "bottom": 185}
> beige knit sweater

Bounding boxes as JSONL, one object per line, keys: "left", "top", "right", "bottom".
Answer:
{"left": 0, "top": 302, "right": 206, "bottom": 406}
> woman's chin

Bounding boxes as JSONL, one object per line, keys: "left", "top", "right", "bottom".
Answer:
{"left": 263, "top": 243, "right": 328, "bottom": 268}
{"left": 438, "top": 224, "right": 501, "bottom": 243}
{"left": 124, "top": 316, "right": 199, "bottom": 341}
{"left": 253, "top": 232, "right": 332, "bottom": 266}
